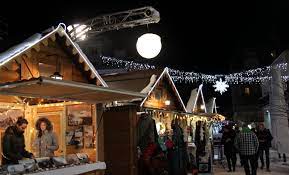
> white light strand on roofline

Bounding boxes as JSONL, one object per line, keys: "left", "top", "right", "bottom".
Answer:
{"left": 100, "top": 56, "right": 289, "bottom": 84}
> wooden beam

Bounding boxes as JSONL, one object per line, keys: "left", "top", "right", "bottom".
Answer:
{"left": 90, "top": 73, "right": 96, "bottom": 79}
{"left": 58, "top": 31, "right": 65, "bottom": 37}
{"left": 2, "top": 61, "right": 20, "bottom": 71}
{"left": 20, "top": 54, "right": 39, "bottom": 79}
{"left": 78, "top": 56, "right": 84, "bottom": 63}
{"left": 65, "top": 39, "right": 71, "bottom": 46}
{"left": 72, "top": 48, "right": 78, "bottom": 55}
{"left": 84, "top": 64, "right": 90, "bottom": 71}
{"left": 24, "top": 50, "right": 31, "bottom": 58}
{"left": 50, "top": 33, "right": 56, "bottom": 41}
{"left": 32, "top": 43, "right": 41, "bottom": 52}
{"left": 41, "top": 38, "right": 49, "bottom": 46}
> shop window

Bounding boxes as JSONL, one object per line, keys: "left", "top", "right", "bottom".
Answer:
{"left": 245, "top": 87, "right": 250, "bottom": 95}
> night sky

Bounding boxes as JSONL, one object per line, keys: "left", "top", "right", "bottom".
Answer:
{"left": 1, "top": 1, "right": 289, "bottom": 116}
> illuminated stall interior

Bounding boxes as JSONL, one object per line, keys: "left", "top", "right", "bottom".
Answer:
{"left": 104, "top": 67, "right": 187, "bottom": 134}
{"left": 0, "top": 25, "right": 145, "bottom": 166}
{"left": 101, "top": 68, "right": 187, "bottom": 175}
{"left": 185, "top": 84, "right": 215, "bottom": 173}
{"left": 139, "top": 68, "right": 188, "bottom": 135}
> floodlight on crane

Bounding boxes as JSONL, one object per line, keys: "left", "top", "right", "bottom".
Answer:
{"left": 67, "top": 6, "right": 161, "bottom": 59}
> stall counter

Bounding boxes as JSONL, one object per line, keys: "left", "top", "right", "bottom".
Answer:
{"left": 24, "top": 162, "right": 106, "bottom": 175}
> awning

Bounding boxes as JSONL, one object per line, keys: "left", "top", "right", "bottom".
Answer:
{"left": 0, "top": 77, "right": 146, "bottom": 103}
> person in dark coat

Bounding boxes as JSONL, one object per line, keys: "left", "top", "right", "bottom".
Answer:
{"left": 2, "top": 117, "right": 34, "bottom": 164}
{"left": 168, "top": 119, "right": 188, "bottom": 175}
{"left": 256, "top": 123, "right": 273, "bottom": 172}
{"left": 221, "top": 125, "right": 237, "bottom": 172}
{"left": 234, "top": 125, "right": 244, "bottom": 167}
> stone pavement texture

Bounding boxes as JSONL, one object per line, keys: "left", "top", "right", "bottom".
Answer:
{"left": 212, "top": 149, "right": 289, "bottom": 175}
{"left": 189, "top": 149, "right": 289, "bottom": 175}
{"left": 212, "top": 166, "right": 289, "bottom": 175}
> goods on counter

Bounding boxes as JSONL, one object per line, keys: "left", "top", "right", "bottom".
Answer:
{"left": 7, "top": 164, "right": 25, "bottom": 174}
{"left": 52, "top": 156, "right": 68, "bottom": 167}
{"left": 1, "top": 153, "right": 92, "bottom": 175}
{"left": 66, "top": 154, "right": 80, "bottom": 164}
{"left": 35, "top": 157, "right": 53, "bottom": 169}
{"left": 76, "top": 153, "right": 89, "bottom": 163}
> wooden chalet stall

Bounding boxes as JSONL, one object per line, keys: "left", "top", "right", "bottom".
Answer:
{"left": 185, "top": 85, "right": 216, "bottom": 174}
{"left": 102, "top": 68, "right": 187, "bottom": 175}
{"left": 0, "top": 24, "right": 145, "bottom": 175}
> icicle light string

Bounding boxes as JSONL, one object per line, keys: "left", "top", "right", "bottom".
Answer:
{"left": 101, "top": 56, "right": 155, "bottom": 70}
{"left": 100, "top": 56, "right": 288, "bottom": 84}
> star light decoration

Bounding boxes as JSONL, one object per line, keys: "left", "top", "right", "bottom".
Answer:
{"left": 213, "top": 78, "right": 229, "bottom": 95}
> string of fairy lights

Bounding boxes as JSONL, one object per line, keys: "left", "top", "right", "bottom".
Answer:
{"left": 101, "top": 56, "right": 156, "bottom": 70}
{"left": 101, "top": 56, "right": 289, "bottom": 84}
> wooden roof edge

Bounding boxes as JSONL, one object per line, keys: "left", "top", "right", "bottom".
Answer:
{"left": 0, "top": 24, "right": 107, "bottom": 87}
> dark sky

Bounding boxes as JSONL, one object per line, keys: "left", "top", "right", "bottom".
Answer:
{"left": 1, "top": 1, "right": 289, "bottom": 116}
{"left": 2, "top": 0, "right": 289, "bottom": 74}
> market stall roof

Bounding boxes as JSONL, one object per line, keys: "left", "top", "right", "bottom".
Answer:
{"left": 139, "top": 68, "right": 187, "bottom": 112}
{"left": 103, "top": 69, "right": 162, "bottom": 92}
{"left": 0, "top": 77, "right": 146, "bottom": 103}
{"left": 206, "top": 97, "right": 217, "bottom": 114}
{"left": 186, "top": 84, "right": 207, "bottom": 113}
{"left": 103, "top": 68, "right": 187, "bottom": 112}
{"left": 0, "top": 23, "right": 107, "bottom": 87}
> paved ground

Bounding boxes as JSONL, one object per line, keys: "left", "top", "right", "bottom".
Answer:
{"left": 194, "top": 150, "right": 289, "bottom": 175}
{"left": 212, "top": 154, "right": 289, "bottom": 175}
{"left": 213, "top": 165, "right": 289, "bottom": 175}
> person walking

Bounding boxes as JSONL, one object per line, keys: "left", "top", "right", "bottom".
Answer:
{"left": 33, "top": 117, "right": 59, "bottom": 157}
{"left": 256, "top": 123, "right": 273, "bottom": 172}
{"left": 234, "top": 125, "right": 244, "bottom": 167}
{"left": 221, "top": 125, "right": 237, "bottom": 172}
{"left": 235, "top": 124, "right": 259, "bottom": 175}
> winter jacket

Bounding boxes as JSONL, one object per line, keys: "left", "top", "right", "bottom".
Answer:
{"left": 137, "top": 115, "right": 158, "bottom": 152}
{"left": 256, "top": 129, "right": 273, "bottom": 148}
{"left": 221, "top": 130, "right": 236, "bottom": 155}
{"left": 33, "top": 130, "right": 59, "bottom": 157}
{"left": 2, "top": 126, "right": 33, "bottom": 164}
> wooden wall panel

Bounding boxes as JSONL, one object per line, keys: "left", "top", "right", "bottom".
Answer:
{"left": 102, "top": 105, "right": 137, "bottom": 175}
{"left": 65, "top": 104, "right": 97, "bottom": 162}
{"left": 37, "top": 106, "right": 64, "bottom": 113}
{"left": 72, "top": 65, "right": 89, "bottom": 83}
{"left": 20, "top": 54, "right": 39, "bottom": 80}
{"left": 0, "top": 69, "right": 20, "bottom": 83}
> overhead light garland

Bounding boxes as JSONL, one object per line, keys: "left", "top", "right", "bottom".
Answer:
{"left": 100, "top": 56, "right": 288, "bottom": 84}
{"left": 101, "top": 56, "right": 155, "bottom": 70}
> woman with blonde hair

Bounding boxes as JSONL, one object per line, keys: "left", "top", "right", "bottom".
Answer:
{"left": 33, "top": 117, "right": 59, "bottom": 157}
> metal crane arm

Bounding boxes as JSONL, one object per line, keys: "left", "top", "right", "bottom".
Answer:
{"left": 68, "top": 6, "right": 160, "bottom": 41}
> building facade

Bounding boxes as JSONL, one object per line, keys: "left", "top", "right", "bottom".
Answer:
{"left": 231, "top": 48, "right": 263, "bottom": 122}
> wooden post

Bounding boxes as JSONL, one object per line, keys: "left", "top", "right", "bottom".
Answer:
{"left": 96, "top": 104, "right": 104, "bottom": 161}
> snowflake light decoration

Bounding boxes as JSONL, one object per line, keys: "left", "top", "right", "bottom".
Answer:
{"left": 213, "top": 78, "right": 229, "bottom": 95}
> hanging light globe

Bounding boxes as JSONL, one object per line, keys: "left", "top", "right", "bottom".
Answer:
{"left": 136, "top": 33, "right": 162, "bottom": 59}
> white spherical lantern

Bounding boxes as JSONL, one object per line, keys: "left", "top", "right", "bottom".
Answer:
{"left": 136, "top": 33, "right": 162, "bottom": 59}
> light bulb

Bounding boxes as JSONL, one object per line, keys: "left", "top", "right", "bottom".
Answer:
{"left": 136, "top": 33, "right": 161, "bottom": 59}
